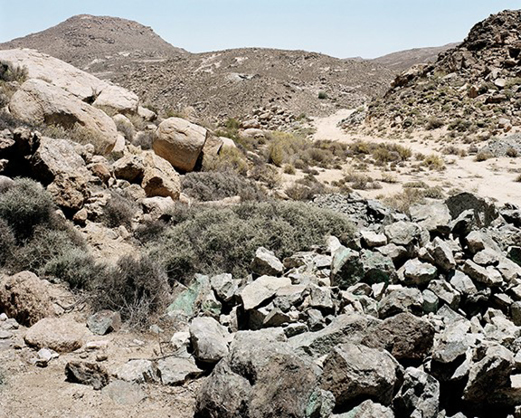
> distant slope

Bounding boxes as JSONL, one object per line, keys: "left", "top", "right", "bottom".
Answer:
{"left": 0, "top": 14, "right": 186, "bottom": 71}
{"left": 110, "top": 47, "right": 395, "bottom": 118}
{"left": 372, "top": 43, "right": 460, "bottom": 73}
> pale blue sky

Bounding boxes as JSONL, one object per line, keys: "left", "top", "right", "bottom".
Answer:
{"left": 0, "top": 1, "right": 520, "bottom": 58}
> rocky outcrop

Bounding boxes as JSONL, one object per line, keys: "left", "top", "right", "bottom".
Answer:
{"left": 153, "top": 117, "right": 207, "bottom": 172}
{"left": 9, "top": 79, "right": 119, "bottom": 154}
{"left": 0, "top": 49, "right": 139, "bottom": 114}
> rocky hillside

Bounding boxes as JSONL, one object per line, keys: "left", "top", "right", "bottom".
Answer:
{"left": 355, "top": 10, "right": 521, "bottom": 138}
{"left": 372, "top": 43, "right": 460, "bottom": 73}
{"left": 110, "top": 48, "right": 394, "bottom": 120}
{"left": 0, "top": 14, "right": 185, "bottom": 71}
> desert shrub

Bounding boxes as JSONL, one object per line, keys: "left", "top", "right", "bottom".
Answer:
{"left": 103, "top": 191, "right": 137, "bottom": 228}
{"left": 425, "top": 117, "right": 444, "bottom": 130}
{"left": 285, "top": 182, "right": 328, "bottom": 201}
{"left": 0, "top": 63, "right": 27, "bottom": 83}
{"left": 203, "top": 146, "right": 249, "bottom": 175}
{"left": 134, "top": 219, "right": 169, "bottom": 244}
{"left": 11, "top": 226, "right": 80, "bottom": 274}
{"left": 421, "top": 154, "right": 445, "bottom": 170}
{"left": 0, "top": 219, "right": 15, "bottom": 267}
{"left": 43, "top": 248, "right": 104, "bottom": 290}
{"left": 132, "top": 131, "right": 154, "bottom": 150}
{"left": 0, "top": 111, "right": 34, "bottom": 131}
{"left": 182, "top": 171, "right": 265, "bottom": 202}
{"left": 448, "top": 118, "right": 472, "bottom": 132}
{"left": 267, "top": 132, "right": 308, "bottom": 167}
{"left": 423, "top": 186, "right": 445, "bottom": 199}
{"left": 92, "top": 255, "right": 169, "bottom": 327}
{"left": 383, "top": 188, "right": 426, "bottom": 214}
{"left": 474, "top": 151, "right": 493, "bottom": 162}
{"left": 249, "top": 163, "right": 281, "bottom": 188}
{"left": 506, "top": 148, "right": 518, "bottom": 158}
{"left": 283, "top": 164, "right": 296, "bottom": 175}
{"left": 114, "top": 117, "right": 135, "bottom": 142}
{"left": 0, "top": 178, "right": 56, "bottom": 241}
{"left": 318, "top": 91, "right": 328, "bottom": 100}
{"left": 380, "top": 173, "right": 398, "bottom": 183}
{"left": 148, "top": 201, "right": 354, "bottom": 284}
{"left": 343, "top": 172, "right": 382, "bottom": 190}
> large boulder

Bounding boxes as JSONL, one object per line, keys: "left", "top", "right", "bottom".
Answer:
{"left": 24, "top": 317, "right": 88, "bottom": 352}
{"left": 393, "top": 367, "right": 440, "bottom": 418}
{"left": 9, "top": 79, "right": 119, "bottom": 154}
{"left": 141, "top": 151, "right": 181, "bottom": 200}
{"left": 321, "top": 342, "right": 400, "bottom": 408}
{"left": 446, "top": 192, "right": 498, "bottom": 228}
{"left": 362, "top": 312, "right": 435, "bottom": 363}
{"left": 153, "top": 117, "right": 207, "bottom": 172}
{"left": 0, "top": 49, "right": 138, "bottom": 113}
{"left": 189, "top": 316, "right": 229, "bottom": 365}
{"left": 0, "top": 271, "right": 53, "bottom": 326}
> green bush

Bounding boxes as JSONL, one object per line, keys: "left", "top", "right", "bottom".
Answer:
{"left": 43, "top": 248, "right": 104, "bottom": 290}
{"left": 0, "top": 178, "right": 56, "bottom": 241}
{"left": 181, "top": 171, "right": 266, "bottom": 202}
{"left": 148, "top": 201, "right": 354, "bottom": 284}
{"left": 92, "top": 255, "right": 169, "bottom": 327}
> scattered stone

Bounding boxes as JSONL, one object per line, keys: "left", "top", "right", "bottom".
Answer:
{"left": 190, "top": 316, "right": 229, "bottom": 364}
{"left": 116, "top": 359, "right": 157, "bottom": 384}
{"left": 102, "top": 380, "right": 146, "bottom": 405}
{"left": 87, "top": 310, "right": 121, "bottom": 335}
{"left": 65, "top": 361, "right": 109, "bottom": 390}
{"left": 157, "top": 357, "right": 203, "bottom": 385}
{"left": 24, "top": 317, "right": 86, "bottom": 353}
{"left": 250, "top": 247, "right": 284, "bottom": 276}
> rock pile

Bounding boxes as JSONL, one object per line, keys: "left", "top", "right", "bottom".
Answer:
{"left": 153, "top": 191, "right": 521, "bottom": 417}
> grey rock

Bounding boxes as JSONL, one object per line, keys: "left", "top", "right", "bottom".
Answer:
{"left": 393, "top": 367, "right": 440, "bottom": 418}
{"left": 87, "top": 310, "right": 121, "bottom": 336}
{"left": 450, "top": 271, "right": 478, "bottom": 295}
{"left": 102, "top": 380, "right": 146, "bottom": 405}
{"left": 330, "top": 246, "right": 363, "bottom": 289}
{"left": 190, "top": 316, "right": 229, "bottom": 364}
{"left": 334, "top": 400, "right": 394, "bottom": 417}
{"left": 400, "top": 258, "right": 437, "bottom": 286}
{"left": 321, "top": 342, "right": 399, "bottom": 408}
{"left": 410, "top": 201, "right": 452, "bottom": 235}
{"left": 375, "top": 243, "right": 409, "bottom": 265}
{"left": 283, "top": 323, "right": 309, "bottom": 338}
{"left": 427, "top": 280, "right": 461, "bottom": 309}
{"left": 378, "top": 286, "right": 423, "bottom": 319}
{"left": 463, "top": 260, "right": 503, "bottom": 287}
{"left": 251, "top": 247, "right": 284, "bottom": 276}
{"left": 210, "top": 273, "right": 239, "bottom": 302}
{"left": 289, "top": 313, "right": 379, "bottom": 358}
{"left": 360, "top": 229, "right": 388, "bottom": 248}
{"left": 446, "top": 192, "right": 499, "bottom": 228}
{"left": 463, "top": 345, "right": 514, "bottom": 405}
{"left": 116, "top": 359, "right": 158, "bottom": 383}
{"left": 157, "top": 357, "right": 203, "bottom": 385}
{"left": 65, "top": 361, "right": 109, "bottom": 390}
{"left": 428, "top": 237, "right": 456, "bottom": 272}
{"left": 474, "top": 248, "right": 501, "bottom": 266}
{"left": 240, "top": 275, "right": 292, "bottom": 310}
{"left": 308, "top": 284, "right": 334, "bottom": 312}
{"left": 422, "top": 289, "right": 439, "bottom": 313}
{"left": 362, "top": 312, "right": 435, "bottom": 363}
{"left": 194, "top": 360, "right": 251, "bottom": 418}
{"left": 384, "top": 221, "right": 421, "bottom": 247}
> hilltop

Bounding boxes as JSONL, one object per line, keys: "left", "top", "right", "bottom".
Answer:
{"left": 0, "top": 14, "right": 186, "bottom": 71}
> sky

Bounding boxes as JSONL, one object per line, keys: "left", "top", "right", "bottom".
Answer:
{"left": 0, "top": 1, "right": 520, "bottom": 59}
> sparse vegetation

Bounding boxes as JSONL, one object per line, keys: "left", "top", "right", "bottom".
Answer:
{"left": 92, "top": 255, "right": 170, "bottom": 327}
{"left": 181, "top": 171, "right": 266, "bottom": 202}
{"left": 475, "top": 151, "right": 493, "bottom": 162}
{"left": 148, "top": 201, "right": 354, "bottom": 284}
{"left": 421, "top": 154, "right": 445, "bottom": 170}
{"left": 103, "top": 190, "right": 137, "bottom": 229}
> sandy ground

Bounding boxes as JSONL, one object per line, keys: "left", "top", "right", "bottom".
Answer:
{"left": 310, "top": 109, "right": 521, "bottom": 206}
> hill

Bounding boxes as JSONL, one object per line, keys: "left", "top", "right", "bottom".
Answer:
{"left": 0, "top": 14, "right": 394, "bottom": 120}
{"left": 109, "top": 47, "right": 395, "bottom": 119}
{"left": 372, "top": 43, "right": 460, "bottom": 73}
{"left": 355, "top": 9, "right": 521, "bottom": 139}
{"left": 0, "top": 14, "right": 186, "bottom": 71}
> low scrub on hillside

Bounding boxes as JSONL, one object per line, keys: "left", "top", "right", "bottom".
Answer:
{"left": 182, "top": 171, "right": 266, "bottom": 202}
{"left": 0, "top": 178, "right": 86, "bottom": 276}
{"left": 147, "top": 201, "right": 354, "bottom": 284}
